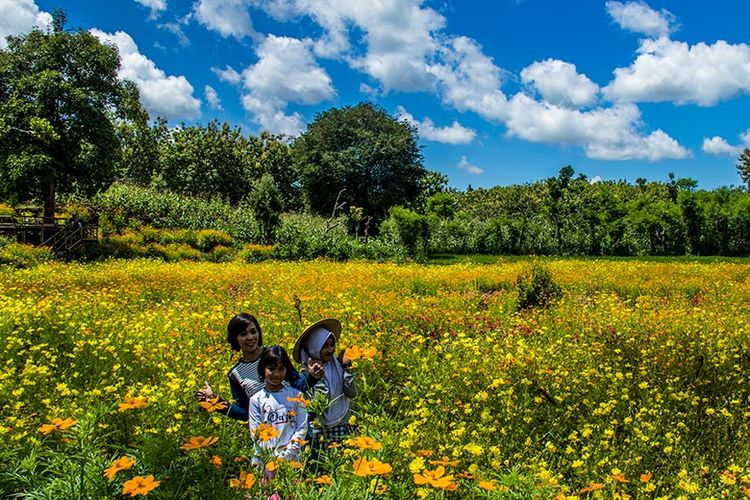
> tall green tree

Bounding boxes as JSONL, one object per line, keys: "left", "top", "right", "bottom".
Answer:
{"left": 293, "top": 102, "right": 428, "bottom": 226}
{"left": 0, "top": 11, "right": 144, "bottom": 219}
{"left": 737, "top": 147, "right": 750, "bottom": 190}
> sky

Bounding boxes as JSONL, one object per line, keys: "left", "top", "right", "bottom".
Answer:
{"left": 3, "top": 0, "right": 750, "bottom": 190}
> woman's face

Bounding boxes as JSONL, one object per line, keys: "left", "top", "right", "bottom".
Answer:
{"left": 319, "top": 336, "right": 336, "bottom": 363}
{"left": 264, "top": 362, "right": 286, "bottom": 391}
{"left": 237, "top": 322, "right": 260, "bottom": 355}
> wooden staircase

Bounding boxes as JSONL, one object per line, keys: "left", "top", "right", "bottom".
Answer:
{"left": 40, "top": 224, "right": 98, "bottom": 257}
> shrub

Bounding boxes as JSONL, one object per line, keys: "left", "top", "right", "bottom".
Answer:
{"left": 380, "top": 206, "right": 429, "bottom": 259}
{"left": 0, "top": 242, "right": 54, "bottom": 268}
{"left": 195, "top": 230, "right": 233, "bottom": 252}
{"left": 515, "top": 262, "right": 562, "bottom": 310}
{"left": 206, "top": 245, "right": 236, "bottom": 263}
{"left": 238, "top": 244, "right": 274, "bottom": 263}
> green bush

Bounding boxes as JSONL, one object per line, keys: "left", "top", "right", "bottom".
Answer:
{"left": 515, "top": 263, "right": 562, "bottom": 310}
{"left": 237, "top": 244, "right": 274, "bottom": 262}
{"left": 0, "top": 242, "right": 55, "bottom": 268}
{"left": 195, "top": 230, "right": 233, "bottom": 252}
{"left": 207, "top": 245, "right": 236, "bottom": 262}
{"left": 94, "top": 183, "right": 259, "bottom": 243}
{"left": 380, "top": 206, "right": 429, "bottom": 259}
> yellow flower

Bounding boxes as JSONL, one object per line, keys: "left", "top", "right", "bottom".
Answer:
{"left": 721, "top": 469, "right": 737, "bottom": 485}
{"left": 353, "top": 457, "right": 392, "bottom": 477}
{"left": 104, "top": 456, "right": 136, "bottom": 481}
{"left": 345, "top": 436, "right": 383, "bottom": 450}
{"left": 478, "top": 479, "right": 497, "bottom": 491}
{"left": 255, "top": 423, "right": 280, "bottom": 442}
{"left": 119, "top": 397, "right": 148, "bottom": 412}
{"left": 180, "top": 435, "right": 218, "bottom": 450}
{"left": 121, "top": 475, "right": 160, "bottom": 496}
{"left": 464, "top": 443, "right": 483, "bottom": 456}
{"left": 429, "top": 456, "right": 459, "bottom": 467}
{"left": 198, "top": 397, "right": 227, "bottom": 412}
{"left": 413, "top": 466, "right": 458, "bottom": 491}
{"left": 409, "top": 457, "right": 425, "bottom": 473}
{"left": 39, "top": 417, "right": 77, "bottom": 435}
{"left": 315, "top": 475, "right": 333, "bottom": 485}
{"left": 266, "top": 460, "right": 278, "bottom": 472}
{"left": 229, "top": 471, "right": 256, "bottom": 489}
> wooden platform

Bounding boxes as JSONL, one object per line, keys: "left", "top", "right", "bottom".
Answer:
{"left": 0, "top": 215, "right": 98, "bottom": 255}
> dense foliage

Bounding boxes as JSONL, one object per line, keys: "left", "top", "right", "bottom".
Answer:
{"left": 1, "top": 259, "right": 749, "bottom": 497}
{"left": 0, "top": 11, "right": 145, "bottom": 219}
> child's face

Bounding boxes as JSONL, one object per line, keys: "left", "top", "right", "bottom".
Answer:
{"left": 264, "top": 362, "right": 286, "bottom": 391}
{"left": 237, "top": 322, "right": 260, "bottom": 355}
{"left": 319, "top": 336, "right": 336, "bottom": 363}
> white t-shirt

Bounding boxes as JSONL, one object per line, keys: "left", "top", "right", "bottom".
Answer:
{"left": 248, "top": 385, "right": 308, "bottom": 461}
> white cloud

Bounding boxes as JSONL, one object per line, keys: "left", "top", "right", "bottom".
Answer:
{"left": 194, "top": 0, "right": 253, "bottom": 39}
{"left": 159, "top": 21, "right": 189, "bottom": 46}
{"left": 505, "top": 94, "right": 690, "bottom": 161}
{"left": 521, "top": 59, "right": 599, "bottom": 109}
{"left": 241, "top": 34, "right": 335, "bottom": 135}
{"left": 605, "top": 1, "right": 676, "bottom": 38}
{"left": 0, "top": 0, "right": 52, "bottom": 49}
{"left": 211, "top": 65, "right": 242, "bottom": 85}
{"left": 134, "top": 0, "right": 167, "bottom": 19}
{"left": 604, "top": 38, "right": 750, "bottom": 106}
{"left": 589, "top": 176, "right": 603, "bottom": 184}
{"left": 457, "top": 156, "right": 483, "bottom": 175}
{"left": 204, "top": 85, "right": 222, "bottom": 110}
{"left": 359, "top": 82, "right": 379, "bottom": 96}
{"left": 429, "top": 36, "right": 508, "bottom": 121}
{"left": 396, "top": 106, "right": 475, "bottom": 145}
{"left": 740, "top": 129, "right": 750, "bottom": 145}
{"left": 91, "top": 29, "right": 201, "bottom": 120}
{"left": 702, "top": 136, "right": 741, "bottom": 156}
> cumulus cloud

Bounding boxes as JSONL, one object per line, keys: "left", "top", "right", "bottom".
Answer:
{"left": 505, "top": 94, "right": 689, "bottom": 161}
{"left": 702, "top": 131, "right": 750, "bottom": 156}
{"left": 204, "top": 85, "right": 222, "bottom": 110}
{"left": 0, "top": 0, "right": 52, "bottom": 49}
{"left": 521, "top": 59, "right": 599, "bottom": 108}
{"left": 91, "top": 29, "right": 201, "bottom": 120}
{"left": 589, "top": 176, "right": 603, "bottom": 184}
{"left": 194, "top": 0, "right": 254, "bottom": 39}
{"left": 134, "top": 0, "right": 167, "bottom": 19}
{"left": 211, "top": 65, "right": 242, "bottom": 85}
{"left": 604, "top": 38, "right": 750, "bottom": 106}
{"left": 605, "top": 1, "right": 676, "bottom": 38}
{"left": 241, "top": 34, "right": 335, "bottom": 135}
{"left": 457, "top": 156, "right": 483, "bottom": 175}
{"left": 429, "top": 36, "right": 508, "bottom": 121}
{"left": 396, "top": 106, "right": 475, "bottom": 145}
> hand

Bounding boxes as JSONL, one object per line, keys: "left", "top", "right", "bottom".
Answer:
{"left": 195, "top": 381, "right": 215, "bottom": 402}
{"left": 307, "top": 359, "right": 324, "bottom": 379}
{"left": 339, "top": 349, "right": 352, "bottom": 367}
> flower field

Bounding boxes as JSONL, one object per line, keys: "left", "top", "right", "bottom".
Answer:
{"left": 1, "top": 258, "right": 749, "bottom": 498}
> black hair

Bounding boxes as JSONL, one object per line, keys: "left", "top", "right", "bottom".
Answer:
{"left": 226, "top": 313, "right": 263, "bottom": 351}
{"left": 257, "top": 345, "right": 295, "bottom": 382}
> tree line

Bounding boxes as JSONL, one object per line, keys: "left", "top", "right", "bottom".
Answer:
{"left": 2, "top": 12, "right": 750, "bottom": 258}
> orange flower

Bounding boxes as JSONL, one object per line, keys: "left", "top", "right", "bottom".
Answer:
{"left": 612, "top": 472, "right": 629, "bottom": 483}
{"left": 209, "top": 455, "right": 222, "bottom": 468}
{"left": 580, "top": 482, "right": 605, "bottom": 493}
{"left": 742, "top": 486, "right": 750, "bottom": 498}
{"left": 413, "top": 466, "right": 458, "bottom": 491}
{"left": 255, "top": 423, "right": 280, "bottom": 442}
{"left": 345, "top": 436, "right": 383, "bottom": 450}
{"left": 291, "top": 438, "right": 309, "bottom": 446}
{"left": 478, "top": 479, "right": 497, "bottom": 491}
{"left": 288, "top": 460, "right": 304, "bottom": 469}
{"left": 121, "top": 475, "right": 160, "bottom": 496}
{"left": 39, "top": 417, "right": 77, "bottom": 435}
{"left": 180, "top": 435, "right": 219, "bottom": 450}
{"left": 414, "top": 449, "right": 433, "bottom": 457}
{"left": 344, "top": 345, "right": 377, "bottom": 360}
{"left": 457, "top": 471, "right": 474, "bottom": 479}
{"left": 198, "top": 397, "right": 227, "bottom": 412}
{"left": 229, "top": 471, "right": 256, "bottom": 489}
{"left": 640, "top": 472, "right": 653, "bottom": 483}
{"left": 266, "top": 461, "right": 278, "bottom": 472}
{"left": 315, "top": 475, "right": 333, "bottom": 485}
{"left": 353, "top": 457, "right": 393, "bottom": 477}
{"left": 287, "top": 395, "right": 311, "bottom": 407}
{"left": 119, "top": 397, "right": 148, "bottom": 412}
{"left": 429, "top": 456, "right": 459, "bottom": 467}
{"left": 104, "top": 456, "right": 136, "bottom": 481}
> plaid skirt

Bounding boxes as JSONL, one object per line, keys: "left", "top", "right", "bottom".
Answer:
{"left": 311, "top": 423, "right": 354, "bottom": 445}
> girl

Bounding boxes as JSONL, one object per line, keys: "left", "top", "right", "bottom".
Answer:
{"left": 196, "top": 313, "right": 314, "bottom": 421}
{"left": 248, "top": 345, "right": 309, "bottom": 462}
{"left": 293, "top": 318, "right": 357, "bottom": 447}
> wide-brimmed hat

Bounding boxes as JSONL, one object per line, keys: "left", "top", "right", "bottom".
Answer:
{"left": 293, "top": 318, "right": 342, "bottom": 363}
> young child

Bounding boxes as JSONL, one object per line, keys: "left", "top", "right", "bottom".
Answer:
{"left": 248, "top": 345, "right": 309, "bottom": 463}
{"left": 196, "top": 313, "right": 314, "bottom": 421}
{"left": 293, "top": 318, "right": 356, "bottom": 448}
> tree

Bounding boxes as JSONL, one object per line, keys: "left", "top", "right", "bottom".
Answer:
{"left": 0, "top": 10, "right": 144, "bottom": 219}
{"left": 737, "top": 147, "right": 750, "bottom": 190}
{"left": 292, "top": 102, "right": 428, "bottom": 227}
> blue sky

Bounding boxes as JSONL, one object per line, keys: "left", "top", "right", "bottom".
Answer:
{"left": 4, "top": 0, "right": 750, "bottom": 190}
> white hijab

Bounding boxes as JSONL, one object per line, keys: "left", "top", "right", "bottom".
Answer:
{"left": 300, "top": 326, "right": 349, "bottom": 426}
